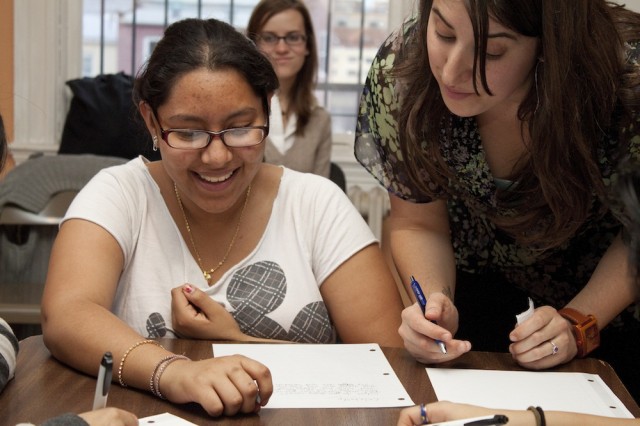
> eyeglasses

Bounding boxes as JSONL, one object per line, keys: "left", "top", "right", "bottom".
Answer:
{"left": 152, "top": 112, "right": 269, "bottom": 150}
{"left": 257, "top": 32, "right": 307, "bottom": 47}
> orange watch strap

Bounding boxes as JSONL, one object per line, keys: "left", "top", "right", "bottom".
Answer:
{"left": 558, "top": 307, "right": 590, "bottom": 324}
{"left": 558, "top": 307, "right": 600, "bottom": 357}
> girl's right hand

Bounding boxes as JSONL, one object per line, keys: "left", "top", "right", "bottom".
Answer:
{"left": 398, "top": 292, "right": 471, "bottom": 364}
{"left": 159, "top": 355, "right": 272, "bottom": 417}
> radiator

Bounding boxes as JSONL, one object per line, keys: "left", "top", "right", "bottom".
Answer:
{"left": 347, "top": 186, "right": 390, "bottom": 241}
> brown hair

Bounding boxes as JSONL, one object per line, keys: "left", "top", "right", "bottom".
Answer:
{"left": 246, "top": 0, "right": 318, "bottom": 136}
{"left": 395, "top": 0, "right": 640, "bottom": 251}
{"left": 133, "top": 18, "right": 279, "bottom": 120}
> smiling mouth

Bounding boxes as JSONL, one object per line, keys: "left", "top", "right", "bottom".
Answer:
{"left": 445, "top": 86, "right": 469, "bottom": 95}
{"left": 197, "top": 170, "right": 234, "bottom": 183}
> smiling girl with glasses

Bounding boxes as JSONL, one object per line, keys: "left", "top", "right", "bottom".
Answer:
{"left": 41, "top": 17, "right": 404, "bottom": 418}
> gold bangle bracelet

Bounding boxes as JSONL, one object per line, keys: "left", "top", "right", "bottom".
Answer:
{"left": 118, "top": 339, "right": 164, "bottom": 387}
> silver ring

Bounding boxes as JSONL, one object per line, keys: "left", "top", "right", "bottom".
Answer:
{"left": 550, "top": 340, "right": 559, "bottom": 355}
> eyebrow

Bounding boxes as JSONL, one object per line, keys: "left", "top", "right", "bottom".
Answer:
{"left": 165, "top": 108, "right": 260, "bottom": 125}
{"left": 261, "top": 31, "right": 304, "bottom": 35}
{"left": 432, "top": 7, "right": 518, "bottom": 41}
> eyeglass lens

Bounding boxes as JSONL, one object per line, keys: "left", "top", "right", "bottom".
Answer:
{"left": 166, "top": 128, "right": 265, "bottom": 149}
{"left": 258, "top": 32, "right": 306, "bottom": 46}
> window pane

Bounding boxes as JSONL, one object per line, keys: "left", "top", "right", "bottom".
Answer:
{"left": 81, "top": 0, "right": 390, "bottom": 132}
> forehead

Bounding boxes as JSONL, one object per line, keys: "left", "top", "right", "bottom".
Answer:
{"left": 161, "top": 68, "right": 261, "bottom": 115}
{"left": 260, "top": 9, "right": 306, "bottom": 32}
{"left": 431, "top": 0, "right": 512, "bottom": 34}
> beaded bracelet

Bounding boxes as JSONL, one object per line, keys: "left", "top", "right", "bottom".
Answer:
{"left": 527, "top": 406, "right": 546, "bottom": 426}
{"left": 149, "top": 355, "right": 178, "bottom": 397}
{"left": 118, "top": 339, "right": 164, "bottom": 387}
{"left": 151, "top": 354, "right": 190, "bottom": 399}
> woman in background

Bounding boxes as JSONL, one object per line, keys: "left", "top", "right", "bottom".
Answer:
{"left": 247, "top": 0, "right": 332, "bottom": 178}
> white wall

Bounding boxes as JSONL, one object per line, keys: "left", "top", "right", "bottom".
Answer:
{"left": 621, "top": 0, "right": 640, "bottom": 12}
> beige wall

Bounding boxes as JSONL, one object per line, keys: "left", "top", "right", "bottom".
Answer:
{"left": 0, "top": 0, "right": 14, "bottom": 142}
{"left": 625, "top": 0, "right": 640, "bottom": 12}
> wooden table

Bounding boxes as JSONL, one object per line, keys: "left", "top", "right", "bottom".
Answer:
{"left": 1, "top": 336, "right": 638, "bottom": 425}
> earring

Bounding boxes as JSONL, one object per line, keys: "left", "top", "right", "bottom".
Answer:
{"left": 152, "top": 135, "right": 158, "bottom": 151}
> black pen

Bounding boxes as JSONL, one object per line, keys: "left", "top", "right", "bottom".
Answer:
{"left": 430, "top": 414, "right": 509, "bottom": 425}
{"left": 410, "top": 276, "right": 447, "bottom": 354}
{"left": 92, "top": 352, "right": 113, "bottom": 410}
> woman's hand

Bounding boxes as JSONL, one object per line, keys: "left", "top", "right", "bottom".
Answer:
{"left": 398, "top": 292, "right": 471, "bottom": 364}
{"left": 398, "top": 401, "right": 521, "bottom": 426}
{"left": 509, "top": 305, "right": 577, "bottom": 369}
{"left": 78, "top": 407, "right": 138, "bottom": 426}
{"left": 171, "top": 284, "right": 245, "bottom": 341}
{"left": 159, "top": 355, "right": 272, "bottom": 417}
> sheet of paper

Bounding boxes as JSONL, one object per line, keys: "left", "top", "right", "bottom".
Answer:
{"left": 213, "top": 343, "right": 413, "bottom": 408}
{"left": 515, "top": 297, "right": 535, "bottom": 325}
{"left": 138, "top": 412, "right": 197, "bottom": 425}
{"left": 426, "top": 368, "right": 633, "bottom": 418}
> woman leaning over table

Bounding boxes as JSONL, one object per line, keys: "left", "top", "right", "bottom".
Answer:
{"left": 398, "top": 162, "right": 640, "bottom": 424}
{"left": 246, "top": 0, "right": 332, "bottom": 178}
{"left": 356, "top": 0, "right": 640, "bottom": 400}
{"left": 41, "top": 17, "right": 403, "bottom": 418}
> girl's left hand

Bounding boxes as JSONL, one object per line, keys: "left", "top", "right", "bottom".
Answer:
{"left": 508, "top": 305, "right": 577, "bottom": 369}
{"left": 171, "top": 284, "right": 245, "bottom": 340}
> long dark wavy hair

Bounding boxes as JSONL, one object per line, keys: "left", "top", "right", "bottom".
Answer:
{"left": 246, "top": 0, "right": 319, "bottom": 136}
{"left": 395, "top": 0, "right": 640, "bottom": 251}
{"left": 133, "top": 18, "right": 279, "bottom": 120}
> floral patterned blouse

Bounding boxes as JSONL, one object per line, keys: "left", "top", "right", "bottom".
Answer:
{"left": 355, "top": 18, "right": 640, "bottom": 328}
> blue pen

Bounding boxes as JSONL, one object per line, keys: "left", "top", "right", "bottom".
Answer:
{"left": 410, "top": 276, "right": 447, "bottom": 354}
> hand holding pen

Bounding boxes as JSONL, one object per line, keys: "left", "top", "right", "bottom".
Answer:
{"left": 410, "top": 276, "right": 447, "bottom": 354}
{"left": 398, "top": 402, "right": 509, "bottom": 426}
{"left": 399, "top": 276, "right": 471, "bottom": 362}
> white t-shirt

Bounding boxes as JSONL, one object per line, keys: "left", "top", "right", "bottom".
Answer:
{"left": 63, "top": 157, "right": 376, "bottom": 343}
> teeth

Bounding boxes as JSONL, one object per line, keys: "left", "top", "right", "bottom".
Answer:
{"left": 199, "top": 171, "right": 233, "bottom": 183}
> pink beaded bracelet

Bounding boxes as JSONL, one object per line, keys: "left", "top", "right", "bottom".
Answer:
{"left": 150, "top": 354, "right": 190, "bottom": 399}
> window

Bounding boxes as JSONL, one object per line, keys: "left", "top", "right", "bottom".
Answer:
{"left": 11, "top": 0, "right": 413, "bottom": 158}
{"left": 80, "top": 0, "right": 394, "bottom": 133}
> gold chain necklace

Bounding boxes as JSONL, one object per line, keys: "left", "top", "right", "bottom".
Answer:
{"left": 173, "top": 182, "right": 251, "bottom": 284}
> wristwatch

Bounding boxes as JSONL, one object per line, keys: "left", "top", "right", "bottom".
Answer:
{"left": 558, "top": 307, "right": 600, "bottom": 357}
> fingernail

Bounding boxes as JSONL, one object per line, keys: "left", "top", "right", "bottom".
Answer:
{"left": 183, "top": 284, "right": 194, "bottom": 294}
